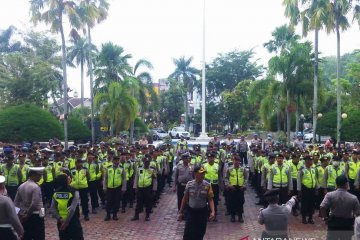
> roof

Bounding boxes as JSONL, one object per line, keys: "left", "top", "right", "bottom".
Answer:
{"left": 55, "top": 97, "right": 90, "bottom": 109}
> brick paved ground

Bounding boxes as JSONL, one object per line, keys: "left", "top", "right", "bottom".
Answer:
{"left": 44, "top": 186, "right": 327, "bottom": 240}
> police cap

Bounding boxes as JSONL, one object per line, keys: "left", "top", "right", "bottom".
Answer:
{"left": 263, "top": 189, "right": 280, "bottom": 198}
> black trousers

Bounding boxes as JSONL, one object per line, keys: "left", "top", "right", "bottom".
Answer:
{"left": 273, "top": 186, "right": 289, "bottom": 205}
{"left": 239, "top": 152, "right": 248, "bottom": 165}
{"left": 316, "top": 188, "right": 325, "bottom": 209}
{"left": 183, "top": 207, "right": 208, "bottom": 240}
{"left": 300, "top": 185, "right": 315, "bottom": 217}
{"left": 327, "top": 217, "right": 354, "bottom": 240}
{"left": 44, "top": 182, "right": 54, "bottom": 206}
{"left": 78, "top": 188, "right": 89, "bottom": 216}
{"left": 122, "top": 180, "right": 135, "bottom": 209}
{"left": 57, "top": 215, "right": 84, "bottom": 240}
{"left": 23, "top": 214, "right": 45, "bottom": 240}
{"left": 291, "top": 179, "right": 299, "bottom": 211}
{"left": 135, "top": 186, "right": 153, "bottom": 215}
{"left": 211, "top": 184, "right": 219, "bottom": 214}
{"left": 0, "top": 227, "right": 17, "bottom": 240}
{"left": 96, "top": 180, "right": 105, "bottom": 204}
{"left": 88, "top": 181, "right": 99, "bottom": 210}
{"left": 177, "top": 184, "right": 186, "bottom": 210}
{"left": 6, "top": 185, "right": 18, "bottom": 201}
{"left": 228, "top": 186, "right": 245, "bottom": 216}
{"left": 167, "top": 161, "right": 174, "bottom": 186}
{"left": 106, "top": 187, "right": 121, "bottom": 214}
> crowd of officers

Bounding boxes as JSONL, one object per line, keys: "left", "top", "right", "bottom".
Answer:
{"left": 1, "top": 135, "right": 360, "bottom": 239}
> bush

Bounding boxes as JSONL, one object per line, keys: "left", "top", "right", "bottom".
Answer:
{"left": 67, "top": 117, "right": 91, "bottom": 142}
{"left": 317, "top": 112, "right": 337, "bottom": 137}
{"left": 0, "top": 104, "right": 63, "bottom": 143}
{"left": 342, "top": 110, "right": 360, "bottom": 142}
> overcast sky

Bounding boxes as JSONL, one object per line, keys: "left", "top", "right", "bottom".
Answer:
{"left": 1, "top": 0, "right": 360, "bottom": 98}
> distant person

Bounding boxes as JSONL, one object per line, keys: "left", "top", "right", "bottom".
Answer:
{"left": 139, "top": 135, "right": 148, "bottom": 147}
{"left": 224, "top": 134, "right": 234, "bottom": 146}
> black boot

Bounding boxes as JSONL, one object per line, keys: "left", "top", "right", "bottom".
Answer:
{"left": 302, "top": 216, "right": 308, "bottom": 224}
{"left": 112, "top": 213, "right": 119, "bottom": 221}
{"left": 84, "top": 215, "right": 89, "bottom": 221}
{"left": 145, "top": 213, "right": 150, "bottom": 221}
{"left": 238, "top": 214, "right": 244, "bottom": 223}
{"left": 121, "top": 208, "right": 125, "bottom": 213}
{"left": 308, "top": 217, "right": 314, "bottom": 224}
{"left": 131, "top": 213, "right": 139, "bottom": 221}
{"left": 230, "top": 215, "right": 235, "bottom": 222}
{"left": 104, "top": 213, "right": 111, "bottom": 221}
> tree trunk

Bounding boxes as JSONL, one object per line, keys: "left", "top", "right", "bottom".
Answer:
{"left": 88, "top": 25, "right": 95, "bottom": 145}
{"left": 336, "top": 15, "right": 341, "bottom": 146}
{"left": 312, "top": 28, "right": 319, "bottom": 144}
{"left": 51, "top": 93, "right": 61, "bottom": 114}
{"left": 184, "top": 93, "right": 189, "bottom": 131}
{"left": 276, "top": 98, "right": 281, "bottom": 132}
{"left": 80, "top": 59, "right": 84, "bottom": 110}
{"left": 286, "top": 89, "right": 291, "bottom": 145}
{"left": 60, "top": 21, "right": 68, "bottom": 150}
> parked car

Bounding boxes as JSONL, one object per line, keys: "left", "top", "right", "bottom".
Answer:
{"left": 168, "top": 127, "right": 190, "bottom": 139}
{"left": 151, "top": 128, "right": 169, "bottom": 140}
{"left": 304, "top": 130, "right": 330, "bottom": 143}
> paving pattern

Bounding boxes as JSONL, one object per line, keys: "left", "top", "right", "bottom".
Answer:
{"left": 44, "top": 186, "right": 328, "bottom": 240}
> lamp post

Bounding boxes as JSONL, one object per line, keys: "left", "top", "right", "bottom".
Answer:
{"left": 300, "top": 114, "right": 305, "bottom": 135}
{"left": 316, "top": 113, "right": 323, "bottom": 143}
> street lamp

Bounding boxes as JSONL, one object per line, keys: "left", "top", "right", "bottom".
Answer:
{"left": 300, "top": 114, "right": 305, "bottom": 135}
{"left": 317, "top": 113, "right": 323, "bottom": 119}
{"left": 316, "top": 113, "right": 323, "bottom": 143}
{"left": 342, "top": 113, "right": 348, "bottom": 119}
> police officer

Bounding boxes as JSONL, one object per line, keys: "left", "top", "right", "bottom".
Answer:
{"left": 0, "top": 175, "right": 24, "bottom": 240}
{"left": 85, "top": 152, "right": 100, "bottom": 214}
{"left": 173, "top": 152, "right": 194, "bottom": 210}
{"left": 70, "top": 158, "right": 90, "bottom": 221}
{"left": 323, "top": 156, "right": 345, "bottom": 193}
{"left": 288, "top": 154, "right": 302, "bottom": 216}
{"left": 15, "top": 167, "right": 46, "bottom": 240}
{"left": 43, "top": 157, "right": 55, "bottom": 208}
{"left": 224, "top": 155, "right": 247, "bottom": 222}
{"left": 178, "top": 165, "right": 215, "bottom": 240}
{"left": 320, "top": 175, "right": 360, "bottom": 240}
{"left": 131, "top": 155, "right": 157, "bottom": 221}
{"left": 258, "top": 189, "right": 297, "bottom": 239}
{"left": 267, "top": 153, "right": 292, "bottom": 204}
{"left": 121, "top": 151, "right": 135, "bottom": 212}
{"left": 298, "top": 156, "right": 317, "bottom": 224}
{"left": 51, "top": 174, "right": 84, "bottom": 240}
{"left": 104, "top": 155, "right": 126, "bottom": 221}
{"left": 237, "top": 135, "right": 248, "bottom": 166}
{"left": 0, "top": 155, "right": 22, "bottom": 200}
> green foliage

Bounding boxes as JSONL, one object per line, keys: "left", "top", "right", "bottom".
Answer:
{"left": 206, "top": 49, "right": 263, "bottom": 99}
{"left": 342, "top": 110, "right": 360, "bottom": 142}
{"left": 317, "top": 112, "right": 337, "bottom": 137}
{"left": 134, "top": 117, "right": 148, "bottom": 133}
{"left": 0, "top": 104, "right": 63, "bottom": 142}
{"left": 69, "top": 107, "right": 91, "bottom": 121}
{"left": 67, "top": 117, "right": 91, "bottom": 141}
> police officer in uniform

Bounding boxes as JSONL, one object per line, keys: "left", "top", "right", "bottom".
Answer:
{"left": 178, "top": 165, "right": 215, "bottom": 240}
{"left": 0, "top": 175, "right": 24, "bottom": 240}
{"left": 258, "top": 189, "right": 297, "bottom": 239}
{"left": 104, "top": 155, "right": 126, "bottom": 221}
{"left": 173, "top": 152, "right": 193, "bottom": 210}
{"left": 320, "top": 175, "right": 360, "bottom": 240}
{"left": 85, "top": 152, "right": 100, "bottom": 214}
{"left": 15, "top": 167, "right": 46, "bottom": 240}
{"left": 0, "top": 155, "right": 22, "bottom": 200}
{"left": 51, "top": 174, "right": 84, "bottom": 240}
{"left": 131, "top": 155, "right": 157, "bottom": 221}
{"left": 224, "top": 155, "right": 247, "bottom": 222}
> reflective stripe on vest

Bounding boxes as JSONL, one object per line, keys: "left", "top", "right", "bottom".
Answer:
{"left": 229, "top": 167, "right": 245, "bottom": 186}
{"left": 53, "top": 192, "right": 73, "bottom": 219}
{"left": 302, "top": 168, "right": 316, "bottom": 188}
{"left": 138, "top": 168, "right": 153, "bottom": 188}
{"left": 70, "top": 169, "right": 88, "bottom": 189}
{"left": 45, "top": 166, "right": 54, "bottom": 183}
{"left": 2, "top": 164, "right": 19, "bottom": 186}
{"left": 107, "top": 166, "right": 123, "bottom": 188}
{"left": 204, "top": 163, "right": 219, "bottom": 184}
{"left": 272, "top": 165, "right": 289, "bottom": 187}
{"left": 327, "top": 165, "right": 344, "bottom": 188}
{"left": 87, "top": 163, "right": 97, "bottom": 182}
{"left": 316, "top": 166, "right": 325, "bottom": 185}
{"left": 348, "top": 161, "right": 358, "bottom": 180}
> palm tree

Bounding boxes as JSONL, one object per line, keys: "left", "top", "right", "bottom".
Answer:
{"left": 169, "top": 57, "right": 198, "bottom": 130}
{"left": 67, "top": 35, "right": 97, "bottom": 110}
{"left": 78, "top": 0, "right": 109, "bottom": 144}
{"left": 94, "top": 42, "right": 132, "bottom": 92}
{"left": 30, "top": 0, "right": 82, "bottom": 149}
{"left": 94, "top": 80, "right": 138, "bottom": 136}
{"left": 283, "top": 0, "right": 330, "bottom": 143}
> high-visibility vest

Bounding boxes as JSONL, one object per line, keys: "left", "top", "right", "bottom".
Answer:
{"left": 316, "top": 166, "right": 325, "bottom": 186}
{"left": 86, "top": 163, "right": 98, "bottom": 182}
{"left": 348, "top": 161, "right": 359, "bottom": 180}
{"left": 103, "top": 160, "right": 113, "bottom": 169}
{"left": 326, "top": 165, "right": 344, "bottom": 188}
{"left": 137, "top": 168, "right": 154, "bottom": 188}
{"left": 66, "top": 158, "right": 76, "bottom": 170}
{"left": 106, "top": 166, "right": 124, "bottom": 188}
{"left": 203, "top": 163, "right": 219, "bottom": 184}
{"left": 121, "top": 161, "right": 134, "bottom": 181}
{"left": 70, "top": 168, "right": 88, "bottom": 189}
{"left": 20, "top": 165, "right": 29, "bottom": 183}
{"left": 37, "top": 176, "right": 44, "bottom": 186}
{"left": 301, "top": 167, "right": 316, "bottom": 188}
{"left": 95, "top": 162, "right": 102, "bottom": 181}
{"left": 228, "top": 167, "right": 245, "bottom": 186}
{"left": 45, "top": 165, "right": 54, "bottom": 183}
{"left": 271, "top": 165, "right": 289, "bottom": 187}
{"left": 54, "top": 161, "right": 64, "bottom": 177}
{"left": 53, "top": 191, "right": 75, "bottom": 219}
{"left": 1, "top": 164, "right": 19, "bottom": 186}
{"left": 289, "top": 161, "right": 302, "bottom": 179}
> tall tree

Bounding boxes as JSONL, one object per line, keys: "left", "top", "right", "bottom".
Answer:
{"left": 169, "top": 56, "right": 198, "bottom": 131}
{"left": 0, "top": 26, "right": 22, "bottom": 54}
{"left": 78, "top": 0, "right": 109, "bottom": 144}
{"left": 30, "top": 0, "right": 82, "bottom": 149}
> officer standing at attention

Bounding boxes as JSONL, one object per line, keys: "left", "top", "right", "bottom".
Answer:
{"left": 85, "top": 152, "right": 100, "bottom": 214}
{"left": 320, "top": 175, "right": 360, "bottom": 240}
{"left": 173, "top": 152, "right": 194, "bottom": 210}
{"left": 15, "top": 167, "right": 46, "bottom": 240}
{"left": 297, "top": 156, "right": 317, "bottom": 224}
{"left": 51, "top": 174, "right": 84, "bottom": 240}
{"left": 224, "top": 155, "right": 247, "bottom": 222}
{"left": 70, "top": 158, "right": 90, "bottom": 221}
{"left": 104, "top": 156, "right": 126, "bottom": 221}
{"left": 0, "top": 175, "right": 24, "bottom": 240}
{"left": 0, "top": 155, "right": 22, "bottom": 200}
{"left": 258, "top": 189, "right": 297, "bottom": 239}
{"left": 131, "top": 155, "right": 157, "bottom": 221}
{"left": 178, "top": 165, "right": 215, "bottom": 240}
